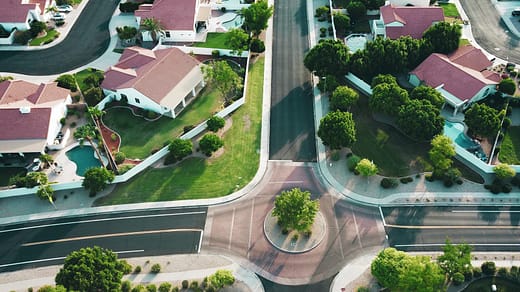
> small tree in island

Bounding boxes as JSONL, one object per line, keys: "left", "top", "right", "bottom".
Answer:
{"left": 272, "top": 188, "right": 319, "bottom": 236}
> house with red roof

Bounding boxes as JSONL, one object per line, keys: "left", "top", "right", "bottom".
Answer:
{"left": 0, "top": 0, "right": 55, "bottom": 44}
{"left": 389, "top": 0, "right": 429, "bottom": 7}
{"left": 371, "top": 4, "right": 444, "bottom": 39}
{"left": 0, "top": 80, "right": 71, "bottom": 154}
{"left": 409, "top": 45, "right": 501, "bottom": 115}
{"left": 100, "top": 46, "right": 205, "bottom": 118}
{"left": 135, "top": 0, "right": 211, "bottom": 42}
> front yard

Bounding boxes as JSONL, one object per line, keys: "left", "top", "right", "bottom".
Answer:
{"left": 499, "top": 126, "right": 520, "bottom": 164}
{"left": 194, "top": 32, "right": 232, "bottom": 49}
{"left": 102, "top": 87, "right": 222, "bottom": 160}
{"left": 95, "top": 57, "right": 264, "bottom": 204}
{"left": 29, "top": 29, "right": 59, "bottom": 46}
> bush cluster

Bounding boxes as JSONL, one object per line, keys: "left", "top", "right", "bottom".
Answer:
{"left": 250, "top": 39, "right": 265, "bottom": 53}
{"left": 346, "top": 155, "right": 361, "bottom": 172}
{"left": 380, "top": 177, "right": 398, "bottom": 189}
{"left": 400, "top": 177, "right": 413, "bottom": 184}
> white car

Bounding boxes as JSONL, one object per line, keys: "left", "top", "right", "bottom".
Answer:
{"left": 52, "top": 12, "right": 66, "bottom": 21}
{"left": 56, "top": 5, "right": 73, "bottom": 13}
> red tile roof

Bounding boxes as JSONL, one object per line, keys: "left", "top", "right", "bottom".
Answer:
{"left": 380, "top": 4, "right": 444, "bottom": 39}
{"left": 411, "top": 46, "right": 500, "bottom": 101}
{"left": 0, "top": 80, "right": 70, "bottom": 106}
{"left": 101, "top": 47, "right": 201, "bottom": 104}
{"left": 0, "top": 107, "right": 51, "bottom": 140}
{"left": 135, "top": 0, "right": 197, "bottom": 31}
{"left": 28, "top": 0, "right": 49, "bottom": 16}
{"left": 0, "top": 0, "right": 38, "bottom": 23}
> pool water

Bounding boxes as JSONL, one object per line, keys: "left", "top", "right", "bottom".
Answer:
{"left": 66, "top": 146, "right": 102, "bottom": 176}
{"left": 444, "top": 121, "right": 479, "bottom": 149}
{"left": 345, "top": 34, "right": 368, "bottom": 53}
{"left": 222, "top": 14, "right": 244, "bottom": 30}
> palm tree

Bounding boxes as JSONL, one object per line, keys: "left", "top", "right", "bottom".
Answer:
{"left": 87, "top": 106, "right": 105, "bottom": 125}
{"left": 140, "top": 17, "right": 164, "bottom": 43}
{"left": 37, "top": 184, "right": 56, "bottom": 208}
{"left": 39, "top": 153, "right": 54, "bottom": 169}
{"left": 74, "top": 124, "right": 105, "bottom": 167}
{"left": 45, "top": 6, "right": 58, "bottom": 14}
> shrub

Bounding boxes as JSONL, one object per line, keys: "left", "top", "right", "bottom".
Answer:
{"left": 181, "top": 280, "right": 189, "bottom": 289}
{"left": 30, "top": 21, "right": 46, "bottom": 37}
{"left": 147, "top": 110, "right": 158, "bottom": 119}
{"left": 60, "top": 117, "right": 66, "bottom": 125}
{"left": 464, "top": 270, "right": 473, "bottom": 281}
{"left": 473, "top": 267, "right": 482, "bottom": 278}
{"left": 452, "top": 272, "right": 465, "bottom": 285}
{"left": 158, "top": 282, "right": 172, "bottom": 292}
{"left": 212, "top": 49, "right": 220, "bottom": 58}
{"left": 357, "top": 287, "right": 370, "bottom": 292}
{"left": 331, "top": 151, "right": 340, "bottom": 161}
{"left": 511, "top": 176, "right": 520, "bottom": 186}
{"left": 84, "top": 87, "right": 104, "bottom": 106}
{"left": 199, "top": 133, "right": 223, "bottom": 156}
{"left": 443, "top": 178, "right": 454, "bottom": 187}
{"left": 425, "top": 174, "right": 434, "bottom": 181}
{"left": 498, "top": 267, "right": 508, "bottom": 278}
{"left": 183, "top": 125, "right": 195, "bottom": 134}
{"left": 481, "top": 261, "right": 496, "bottom": 276}
{"left": 171, "top": 287, "right": 179, "bottom": 292}
{"left": 114, "top": 152, "right": 126, "bottom": 164}
{"left": 189, "top": 281, "right": 198, "bottom": 289}
{"left": 207, "top": 116, "right": 225, "bottom": 132}
{"left": 14, "top": 30, "right": 32, "bottom": 45}
{"left": 119, "top": 2, "right": 140, "bottom": 12}
{"left": 151, "top": 263, "right": 161, "bottom": 273}
{"left": 250, "top": 38, "right": 265, "bottom": 53}
{"left": 400, "top": 177, "right": 413, "bottom": 184}
{"left": 502, "top": 183, "right": 512, "bottom": 193}
{"left": 131, "top": 285, "right": 146, "bottom": 292}
{"left": 510, "top": 266, "right": 518, "bottom": 278}
{"left": 380, "top": 177, "right": 398, "bottom": 189}
{"left": 56, "top": 74, "right": 77, "bottom": 92}
{"left": 146, "top": 284, "right": 157, "bottom": 292}
{"left": 134, "top": 265, "right": 141, "bottom": 273}
{"left": 116, "top": 26, "right": 137, "bottom": 40}
{"left": 346, "top": 155, "right": 361, "bottom": 172}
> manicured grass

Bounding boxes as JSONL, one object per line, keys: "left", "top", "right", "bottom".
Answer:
{"left": 73, "top": 68, "right": 104, "bottom": 94}
{"left": 193, "top": 32, "right": 231, "bottom": 49}
{"left": 96, "top": 57, "right": 264, "bottom": 204}
{"left": 459, "top": 38, "right": 470, "bottom": 47}
{"left": 29, "top": 29, "right": 59, "bottom": 46}
{"left": 439, "top": 3, "right": 460, "bottom": 18}
{"left": 0, "top": 167, "right": 26, "bottom": 186}
{"left": 351, "top": 17, "right": 373, "bottom": 33}
{"left": 103, "top": 88, "right": 222, "bottom": 159}
{"left": 499, "top": 126, "right": 520, "bottom": 164}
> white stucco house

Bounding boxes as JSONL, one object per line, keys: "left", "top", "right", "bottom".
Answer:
{"left": 100, "top": 46, "right": 205, "bottom": 118}
{"left": 135, "top": 0, "right": 211, "bottom": 42}
{"left": 0, "top": 0, "right": 55, "bottom": 44}
{"left": 0, "top": 80, "right": 71, "bottom": 155}
{"left": 409, "top": 45, "right": 501, "bottom": 115}
{"left": 371, "top": 4, "right": 444, "bottom": 39}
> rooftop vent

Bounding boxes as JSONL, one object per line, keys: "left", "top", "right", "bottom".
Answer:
{"left": 19, "top": 107, "right": 31, "bottom": 114}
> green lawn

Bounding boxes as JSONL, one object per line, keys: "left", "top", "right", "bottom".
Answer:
{"left": 193, "top": 33, "right": 231, "bottom": 49}
{"left": 351, "top": 16, "right": 374, "bottom": 33}
{"left": 0, "top": 167, "right": 26, "bottom": 186}
{"left": 29, "top": 29, "right": 59, "bottom": 46}
{"left": 459, "top": 38, "right": 470, "bottom": 47}
{"left": 73, "top": 68, "right": 104, "bottom": 94}
{"left": 499, "top": 126, "right": 520, "bottom": 164}
{"left": 95, "top": 57, "right": 264, "bottom": 204}
{"left": 439, "top": 3, "right": 460, "bottom": 18}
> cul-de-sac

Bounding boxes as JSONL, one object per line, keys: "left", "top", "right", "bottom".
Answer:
{"left": 0, "top": 0, "right": 520, "bottom": 291}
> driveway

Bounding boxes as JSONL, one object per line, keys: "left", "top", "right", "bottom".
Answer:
{"left": 269, "top": 0, "right": 317, "bottom": 162}
{"left": 460, "top": 0, "right": 520, "bottom": 64}
{"left": 0, "top": 0, "right": 119, "bottom": 75}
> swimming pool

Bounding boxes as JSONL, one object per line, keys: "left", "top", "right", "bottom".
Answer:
{"left": 444, "top": 121, "right": 479, "bottom": 149}
{"left": 222, "top": 13, "right": 244, "bottom": 30}
{"left": 66, "top": 145, "right": 102, "bottom": 176}
{"left": 345, "top": 34, "right": 368, "bottom": 53}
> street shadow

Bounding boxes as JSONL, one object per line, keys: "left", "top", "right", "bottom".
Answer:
{"left": 386, "top": 207, "right": 428, "bottom": 249}
{"left": 510, "top": 206, "right": 520, "bottom": 226}
{"left": 477, "top": 206, "right": 500, "bottom": 224}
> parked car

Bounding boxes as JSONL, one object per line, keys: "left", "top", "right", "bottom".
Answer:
{"left": 52, "top": 13, "right": 66, "bottom": 21}
{"left": 56, "top": 5, "right": 73, "bottom": 13}
{"left": 513, "top": 8, "right": 520, "bottom": 16}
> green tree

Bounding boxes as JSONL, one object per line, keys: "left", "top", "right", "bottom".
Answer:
{"left": 140, "top": 17, "right": 164, "bottom": 42}
{"left": 207, "top": 116, "right": 226, "bottom": 132}
{"left": 167, "top": 138, "right": 193, "bottom": 162}
{"left": 37, "top": 285, "right": 66, "bottom": 292}
{"left": 272, "top": 188, "right": 319, "bottom": 233}
{"left": 437, "top": 239, "right": 472, "bottom": 280}
{"left": 84, "top": 87, "right": 104, "bottom": 106}
{"left": 158, "top": 282, "right": 172, "bottom": 292}
{"left": 304, "top": 39, "right": 349, "bottom": 77}
{"left": 464, "top": 103, "right": 504, "bottom": 138}
{"left": 498, "top": 78, "right": 516, "bottom": 95}
{"left": 74, "top": 124, "right": 105, "bottom": 166}
{"left": 116, "top": 26, "right": 138, "bottom": 40}
{"left": 39, "top": 153, "right": 54, "bottom": 169}
{"left": 410, "top": 85, "right": 445, "bottom": 108}
{"left": 333, "top": 12, "right": 350, "bottom": 34}
{"left": 317, "top": 111, "right": 357, "bottom": 150}
{"left": 37, "top": 184, "right": 55, "bottom": 205}
{"left": 56, "top": 246, "right": 128, "bottom": 291}
{"left": 347, "top": 1, "right": 366, "bottom": 21}
{"left": 84, "top": 74, "right": 101, "bottom": 89}
{"left": 370, "top": 82, "right": 409, "bottom": 116}
{"left": 55, "top": 74, "right": 77, "bottom": 92}
{"left": 208, "top": 270, "right": 236, "bottom": 289}
{"left": 355, "top": 158, "right": 378, "bottom": 178}
{"left": 240, "top": 0, "right": 273, "bottom": 37}
{"left": 365, "top": 0, "right": 385, "bottom": 10}
{"left": 423, "top": 21, "right": 461, "bottom": 54}
{"left": 397, "top": 99, "right": 444, "bottom": 141}
{"left": 225, "top": 28, "right": 249, "bottom": 56}
{"left": 370, "top": 74, "right": 397, "bottom": 88}
{"left": 29, "top": 21, "right": 46, "bottom": 37}
{"left": 494, "top": 163, "right": 516, "bottom": 181}
{"left": 330, "top": 86, "right": 359, "bottom": 112}
{"left": 82, "top": 167, "right": 115, "bottom": 196}
{"left": 429, "top": 135, "right": 456, "bottom": 176}
{"left": 199, "top": 133, "right": 224, "bottom": 156}
{"left": 202, "top": 60, "right": 243, "bottom": 104}
{"left": 114, "top": 152, "right": 126, "bottom": 164}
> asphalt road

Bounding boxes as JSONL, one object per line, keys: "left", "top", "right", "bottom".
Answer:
{"left": 382, "top": 206, "right": 520, "bottom": 252}
{"left": 269, "top": 0, "right": 317, "bottom": 162}
{"left": 460, "top": 0, "right": 520, "bottom": 64}
{"left": 0, "top": 207, "right": 207, "bottom": 271}
{"left": 0, "top": 0, "right": 118, "bottom": 75}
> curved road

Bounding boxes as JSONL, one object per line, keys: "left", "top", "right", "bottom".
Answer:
{"left": 0, "top": 0, "right": 117, "bottom": 75}
{"left": 460, "top": 0, "right": 520, "bottom": 64}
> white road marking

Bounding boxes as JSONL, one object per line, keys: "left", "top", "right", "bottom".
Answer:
{"left": 379, "top": 206, "right": 386, "bottom": 226}
{"left": 351, "top": 205, "right": 363, "bottom": 248}
{"left": 0, "top": 211, "right": 206, "bottom": 234}
{"left": 0, "top": 250, "right": 144, "bottom": 268}
{"left": 395, "top": 243, "right": 520, "bottom": 248}
{"left": 452, "top": 210, "right": 520, "bottom": 213}
{"left": 247, "top": 198, "right": 255, "bottom": 259}
{"left": 22, "top": 228, "right": 202, "bottom": 246}
{"left": 385, "top": 224, "right": 519, "bottom": 229}
{"left": 197, "top": 230, "right": 203, "bottom": 254}
{"left": 268, "top": 181, "right": 304, "bottom": 184}
{"left": 228, "top": 207, "right": 236, "bottom": 250}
